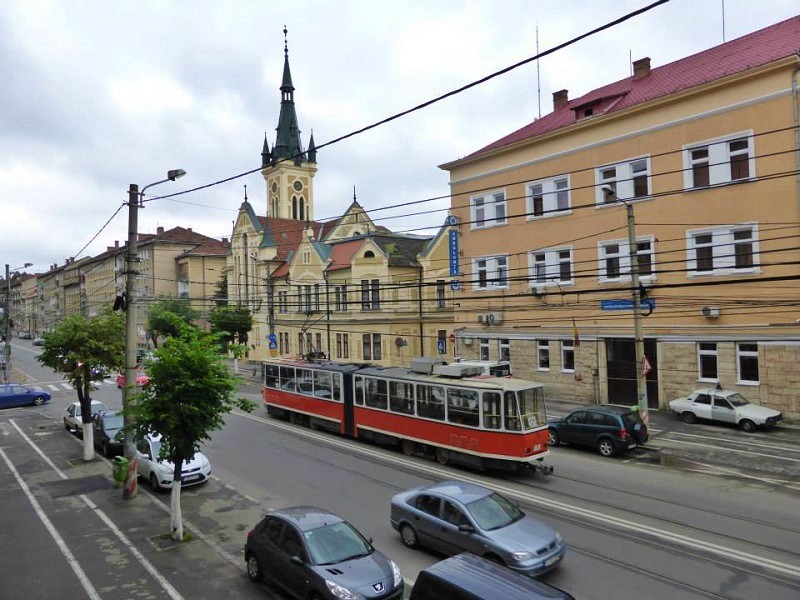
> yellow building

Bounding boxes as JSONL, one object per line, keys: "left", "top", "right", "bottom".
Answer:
{"left": 227, "top": 32, "right": 454, "bottom": 365}
{"left": 175, "top": 237, "right": 230, "bottom": 330}
{"left": 82, "top": 243, "right": 124, "bottom": 319}
{"left": 441, "top": 17, "right": 800, "bottom": 420}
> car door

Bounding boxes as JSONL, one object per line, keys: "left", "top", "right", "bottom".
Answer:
{"left": 134, "top": 438, "right": 155, "bottom": 478}
{"left": 249, "top": 517, "right": 285, "bottom": 588}
{"left": 0, "top": 385, "right": 12, "bottom": 408}
{"left": 560, "top": 411, "right": 588, "bottom": 446}
{"left": 277, "top": 525, "right": 312, "bottom": 598}
{"left": 711, "top": 395, "right": 736, "bottom": 424}
{"left": 411, "top": 494, "right": 446, "bottom": 553}
{"left": 438, "top": 500, "right": 484, "bottom": 557}
{"left": 689, "top": 393, "right": 712, "bottom": 421}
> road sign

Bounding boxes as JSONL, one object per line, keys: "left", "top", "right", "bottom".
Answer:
{"left": 600, "top": 299, "right": 656, "bottom": 311}
{"left": 642, "top": 356, "right": 652, "bottom": 378}
{"left": 437, "top": 339, "right": 446, "bottom": 354}
{"left": 448, "top": 333, "right": 455, "bottom": 344}
{"left": 268, "top": 340, "right": 277, "bottom": 350}
{"left": 446, "top": 215, "right": 458, "bottom": 226}
{"left": 267, "top": 332, "right": 277, "bottom": 343}
{"left": 450, "top": 280, "right": 461, "bottom": 291}
{"left": 448, "top": 230, "right": 459, "bottom": 276}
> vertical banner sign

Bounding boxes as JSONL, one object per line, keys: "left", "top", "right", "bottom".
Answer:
{"left": 449, "top": 230, "right": 459, "bottom": 276}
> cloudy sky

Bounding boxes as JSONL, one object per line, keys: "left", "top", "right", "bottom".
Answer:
{"left": 1, "top": 0, "right": 797, "bottom": 274}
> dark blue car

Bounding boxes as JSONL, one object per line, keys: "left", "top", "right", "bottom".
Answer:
{"left": 0, "top": 384, "right": 51, "bottom": 408}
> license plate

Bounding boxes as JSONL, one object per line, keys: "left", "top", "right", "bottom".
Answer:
{"left": 182, "top": 475, "right": 199, "bottom": 483}
{"left": 544, "top": 555, "right": 561, "bottom": 567}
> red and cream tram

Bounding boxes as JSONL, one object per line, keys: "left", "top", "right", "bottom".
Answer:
{"left": 261, "top": 356, "right": 553, "bottom": 473}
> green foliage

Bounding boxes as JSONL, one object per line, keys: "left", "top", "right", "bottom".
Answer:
{"left": 147, "top": 298, "right": 198, "bottom": 348}
{"left": 126, "top": 323, "right": 255, "bottom": 469}
{"left": 36, "top": 311, "right": 125, "bottom": 416}
{"left": 213, "top": 272, "right": 228, "bottom": 307}
{"left": 209, "top": 305, "right": 253, "bottom": 345}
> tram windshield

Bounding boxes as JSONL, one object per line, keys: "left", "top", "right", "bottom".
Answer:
{"left": 516, "top": 386, "right": 546, "bottom": 430}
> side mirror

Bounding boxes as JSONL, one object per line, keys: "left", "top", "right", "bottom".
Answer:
{"left": 290, "top": 555, "right": 304, "bottom": 566}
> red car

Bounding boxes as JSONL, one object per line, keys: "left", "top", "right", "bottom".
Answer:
{"left": 116, "top": 372, "right": 150, "bottom": 388}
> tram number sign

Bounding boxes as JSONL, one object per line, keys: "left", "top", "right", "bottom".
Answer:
{"left": 448, "top": 434, "right": 479, "bottom": 451}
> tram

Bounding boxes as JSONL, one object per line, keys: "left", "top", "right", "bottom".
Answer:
{"left": 261, "top": 356, "right": 553, "bottom": 473}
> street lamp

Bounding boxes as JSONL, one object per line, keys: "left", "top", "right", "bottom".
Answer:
{"left": 602, "top": 186, "right": 649, "bottom": 426}
{"left": 122, "top": 169, "right": 186, "bottom": 499}
{"left": 4, "top": 262, "right": 33, "bottom": 383}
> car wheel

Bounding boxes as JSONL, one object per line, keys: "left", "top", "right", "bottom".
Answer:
{"left": 400, "top": 523, "right": 419, "bottom": 549}
{"left": 245, "top": 552, "right": 264, "bottom": 582}
{"left": 739, "top": 419, "right": 756, "bottom": 433}
{"left": 435, "top": 448, "right": 450, "bottom": 465}
{"left": 33, "top": 396, "right": 45, "bottom": 406}
{"left": 400, "top": 439, "right": 415, "bottom": 456}
{"left": 597, "top": 438, "right": 617, "bottom": 457}
{"left": 548, "top": 429, "right": 560, "bottom": 446}
{"left": 680, "top": 411, "right": 697, "bottom": 424}
{"left": 149, "top": 473, "right": 161, "bottom": 491}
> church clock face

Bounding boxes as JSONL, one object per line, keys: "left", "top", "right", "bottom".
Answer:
{"left": 293, "top": 180, "right": 303, "bottom": 192}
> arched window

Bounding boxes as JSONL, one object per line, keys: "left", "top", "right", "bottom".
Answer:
{"left": 364, "top": 251, "right": 375, "bottom": 258}
{"left": 299, "top": 197, "right": 305, "bottom": 221}
{"left": 292, "top": 197, "right": 298, "bottom": 220}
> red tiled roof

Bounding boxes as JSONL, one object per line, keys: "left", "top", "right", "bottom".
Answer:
{"left": 181, "top": 238, "right": 230, "bottom": 256}
{"left": 327, "top": 239, "right": 364, "bottom": 271}
{"left": 462, "top": 16, "right": 800, "bottom": 161}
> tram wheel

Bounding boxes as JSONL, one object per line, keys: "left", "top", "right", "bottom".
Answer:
{"left": 435, "top": 448, "right": 450, "bottom": 465}
{"left": 400, "top": 440, "right": 415, "bottom": 456}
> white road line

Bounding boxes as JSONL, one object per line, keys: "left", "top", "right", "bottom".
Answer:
{"left": 234, "top": 409, "right": 800, "bottom": 580}
{"left": 9, "top": 419, "right": 186, "bottom": 600}
{"left": 61, "top": 383, "right": 72, "bottom": 391}
{"left": 658, "top": 437, "right": 800, "bottom": 462}
{"left": 0, "top": 444, "right": 101, "bottom": 600}
{"left": 48, "top": 384, "right": 59, "bottom": 391}
{"left": 666, "top": 430, "right": 800, "bottom": 454}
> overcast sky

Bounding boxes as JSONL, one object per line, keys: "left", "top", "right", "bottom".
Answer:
{"left": 1, "top": 0, "right": 797, "bottom": 274}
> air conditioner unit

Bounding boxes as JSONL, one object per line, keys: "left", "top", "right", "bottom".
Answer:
{"left": 486, "top": 312, "right": 503, "bottom": 325}
{"left": 477, "top": 314, "right": 487, "bottom": 324}
{"left": 701, "top": 306, "right": 720, "bottom": 318}
{"left": 532, "top": 284, "right": 546, "bottom": 297}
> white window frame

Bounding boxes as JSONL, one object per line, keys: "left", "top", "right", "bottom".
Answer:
{"left": 697, "top": 342, "right": 718, "bottom": 383}
{"left": 470, "top": 190, "right": 506, "bottom": 229}
{"left": 529, "top": 247, "right": 573, "bottom": 288}
{"left": 686, "top": 223, "right": 759, "bottom": 277}
{"left": 682, "top": 131, "right": 755, "bottom": 189}
{"left": 472, "top": 255, "right": 509, "bottom": 290}
{"left": 595, "top": 157, "right": 651, "bottom": 204}
{"left": 499, "top": 339, "right": 510, "bottom": 364}
{"left": 736, "top": 342, "right": 759, "bottom": 385}
{"left": 598, "top": 236, "right": 655, "bottom": 283}
{"left": 561, "top": 340, "right": 575, "bottom": 373}
{"left": 537, "top": 340, "right": 550, "bottom": 371}
{"left": 479, "top": 338, "right": 490, "bottom": 361}
{"left": 526, "top": 175, "right": 571, "bottom": 219}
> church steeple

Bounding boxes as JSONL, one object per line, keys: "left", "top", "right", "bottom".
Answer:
{"left": 272, "top": 26, "right": 304, "bottom": 167}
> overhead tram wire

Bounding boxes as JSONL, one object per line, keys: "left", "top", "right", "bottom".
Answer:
{"left": 71, "top": 203, "right": 126, "bottom": 261}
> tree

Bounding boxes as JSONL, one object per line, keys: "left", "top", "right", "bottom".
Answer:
{"left": 209, "top": 305, "right": 252, "bottom": 347}
{"left": 37, "top": 312, "right": 125, "bottom": 461}
{"left": 126, "top": 323, "right": 254, "bottom": 540}
{"left": 213, "top": 272, "right": 228, "bottom": 307}
{"left": 147, "top": 299, "right": 198, "bottom": 348}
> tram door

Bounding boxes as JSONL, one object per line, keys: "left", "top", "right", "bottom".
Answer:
{"left": 342, "top": 373, "right": 356, "bottom": 437}
{"left": 605, "top": 339, "right": 658, "bottom": 407}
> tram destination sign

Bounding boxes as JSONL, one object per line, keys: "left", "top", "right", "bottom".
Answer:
{"left": 600, "top": 299, "right": 656, "bottom": 311}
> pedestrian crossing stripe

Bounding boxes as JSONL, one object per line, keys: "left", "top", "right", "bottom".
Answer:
{"left": 48, "top": 385, "right": 59, "bottom": 391}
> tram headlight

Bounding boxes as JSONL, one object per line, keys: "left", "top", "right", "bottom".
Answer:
{"left": 511, "top": 551, "right": 535, "bottom": 562}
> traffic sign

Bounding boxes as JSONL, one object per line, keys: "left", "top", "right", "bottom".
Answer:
{"left": 448, "top": 333, "right": 456, "bottom": 344}
{"left": 642, "top": 356, "right": 652, "bottom": 378}
{"left": 450, "top": 280, "right": 461, "bottom": 291}
{"left": 437, "top": 339, "right": 446, "bottom": 354}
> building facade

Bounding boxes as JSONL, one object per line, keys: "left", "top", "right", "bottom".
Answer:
{"left": 441, "top": 17, "right": 800, "bottom": 420}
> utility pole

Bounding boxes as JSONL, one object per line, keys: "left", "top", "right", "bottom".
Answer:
{"left": 624, "top": 201, "right": 649, "bottom": 426}
{"left": 122, "top": 183, "right": 140, "bottom": 499}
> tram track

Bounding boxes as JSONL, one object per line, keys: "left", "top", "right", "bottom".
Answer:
{"left": 233, "top": 409, "right": 800, "bottom": 583}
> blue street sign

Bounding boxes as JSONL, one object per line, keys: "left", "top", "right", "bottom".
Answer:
{"left": 600, "top": 299, "right": 656, "bottom": 311}
{"left": 448, "top": 230, "right": 459, "bottom": 276}
{"left": 450, "top": 280, "right": 461, "bottom": 291}
{"left": 437, "top": 339, "right": 446, "bottom": 354}
{"left": 267, "top": 332, "right": 277, "bottom": 343}
{"left": 268, "top": 340, "right": 278, "bottom": 350}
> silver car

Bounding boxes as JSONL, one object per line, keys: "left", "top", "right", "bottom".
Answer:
{"left": 390, "top": 480, "right": 565, "bottom": 577}
{"left": 64, "top": 400, "right": 109, "bottom": 436}
{"left": 669, "top": 388, "right": 782, "bottom": 432}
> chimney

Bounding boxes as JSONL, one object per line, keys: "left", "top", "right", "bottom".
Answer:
{"left": 553, "top": 89, "right": 569, "bottom": 111}
{"left": 157, "top": 226, "right": 164, "bottom": 235}
{"left": 115, "top": 240, "right": 119, "bottom": 248}
{"left": 187, "top": 227, "right": 192, "bottom": 232}
{"left": 222, "top": 237, "right": 229, "bottom": 245}
{"left": 633, "top": 57, "right": 651, "bottom": 80}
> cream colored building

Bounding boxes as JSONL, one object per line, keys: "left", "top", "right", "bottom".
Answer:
{"left": 441, "top": 18, "right": 800, "bottom": 420}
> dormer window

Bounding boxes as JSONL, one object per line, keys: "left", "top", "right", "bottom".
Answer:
{"left": 364, "top": 251, "right": 375, "bottom": 258}
{"left": 584, "top": 107, "right": 593, "bottom": 117}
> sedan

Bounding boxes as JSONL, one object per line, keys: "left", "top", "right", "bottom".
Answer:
{"left": 669, "top": 388, "right": 782, "bottom": 432}
{"left": 32, "top": 337, "right": 44, "bottom": 346}
{"left": 390, "top": 480, "right": 565, "bottom": 578}
{"left": 64, "top": 400, "right": 109, "bottom": 435}
{"left": 0, "top": 384, "right": 51, "bottom": 409}
{"left": 92, "top": 410, "right": 125, "bottom": 457}
{"left": 134, "top": 433, "right": 211, "bottom": 490}
{"left": 116, "top": 371, "right": 150, "bottom": 388}
{"left": 245, "top": 506, "right": 404, "bottom": 600}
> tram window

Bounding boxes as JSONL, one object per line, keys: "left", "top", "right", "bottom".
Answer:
{"left": 517, "top": 387, "right": 546, "bottom": 430}
{"left": 296, "top": 369, "right": 313, "bottom": 395}
{"left": 389, "top": 381, "right": 414, "bottom": 415}
{"left": 504, "top": 391, "right": 520, "bottom": 431}
{"left": 313, "top": 371, "right": 333, "bottom": 399}
{"left": 354, "top": 376, "right": 365, "bottom": 405}
{"left": 331, "top": 373, "right": 341, "bottom": 402}
{"left": 417, "top": 384, "right": 445, "bottom": 420}
{"left": 447, "top": 388, "right": 479, "bottom": 427}
{"left": 365, "top": 378, "right": 388, "bottom": 410}
{"left": 279, "top": 366, "right": 296, "bottom": 391}
{"left": 482, "top": 391, "right": 502, "bottom": 429}
{"left": 264, "top": 364, "right": 279, "bottom": 389}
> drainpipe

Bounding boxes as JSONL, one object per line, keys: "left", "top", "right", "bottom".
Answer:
{"left": 792, "top": 54, "right": 800, "bottom": 214}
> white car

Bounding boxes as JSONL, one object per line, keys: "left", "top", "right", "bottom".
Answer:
{"left": 64, "top": 400, "right": 109, "bottom": 435}
{"left": 669, "top": 389, "right": 782, "bottom": 432}
{"left": 134, "top": 433, "right": 211, "bottom": 490}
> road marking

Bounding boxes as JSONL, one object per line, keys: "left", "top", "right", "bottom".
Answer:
{"left": 658, "top": 437, "right": 800, "bottom": 462}
{"left": 666, "top": 430, "right": 800, "bottom": 454}
{"left": 48, "top": 385, "right": 59, "bottom": 391}
{"left": 234, "top": 409, "right": 800, "bottom": 580}
{"left": 0, "top": 444, "right": 101, "bottom": 600}
{"left": 9, "top": 419, "right": 186, "bottom": 600}
{"left": 61, "top": 383, "right": 72, "bottom": 391}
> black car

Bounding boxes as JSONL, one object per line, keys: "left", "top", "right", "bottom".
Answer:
{"left": 548, "top": 406, "right": 648, "bottom": 457}
{"left": 245, "top": 506, "right": 404, "bottom": 600}
{"left": 92, "top": 410, "right": 125, "bottom": 456}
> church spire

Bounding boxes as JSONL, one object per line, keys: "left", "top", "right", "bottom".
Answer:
{"left": 272, "top": 25, "right": 304, "bottom": 166}
{"left": 261, "top": 132, "right": 271, "bottom": 167}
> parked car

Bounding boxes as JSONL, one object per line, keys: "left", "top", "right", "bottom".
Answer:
{"left": 18, "top": 331, "right": 31, "bottom": 339}
{"left": 409, "top": 553, "right": 575, "bottom": 600}
{"left": 64, "top": 400, "right": 109, "bottom": 435}
{"left": 92, "top": 410, "right": 125, "bottom": 456}
{"left": 32, "top": 337, "right": 44, "bottom": 346}
{"left": 669, "top": 388, "right": 782, "bottom": 432}
{"left": 134, "top": 433, "right": 211, "bottom": 490}
{"left": 0, "top": 384, "right": 51, "bottom": 409}
{"left": 390, "top": 480, "right": 565, "bottom": 578}
{"left": 245, "top": 506, "right": 403, "bottom": 600}
{"left": 548, "top": 405, "right": 648, "bottom": 457}
{"left": 116, "top": 371, "right": 150, "bottom": 388}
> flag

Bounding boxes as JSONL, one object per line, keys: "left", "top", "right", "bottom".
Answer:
{"left": 572, "top": 318, "right": 580, "bottom": 347}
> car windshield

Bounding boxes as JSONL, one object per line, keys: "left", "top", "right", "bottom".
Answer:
{"left": 465, "top": 492, "right": 524, "bottom": 531}
{"left": 104, "top": 415, "right": 124, "bottom": 429}
{"left": 726, "top": 393, "right": 750, "bottom": 407}
{"left": 621, "top": 412, "right": 640, "bottom": 428}
{"left": 303, "top": 521, "right": 373, "bottom": 565}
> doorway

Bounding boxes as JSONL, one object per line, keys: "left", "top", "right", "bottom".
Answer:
{"left": 605, "top": 338, "right": 658, "bottom": 407}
